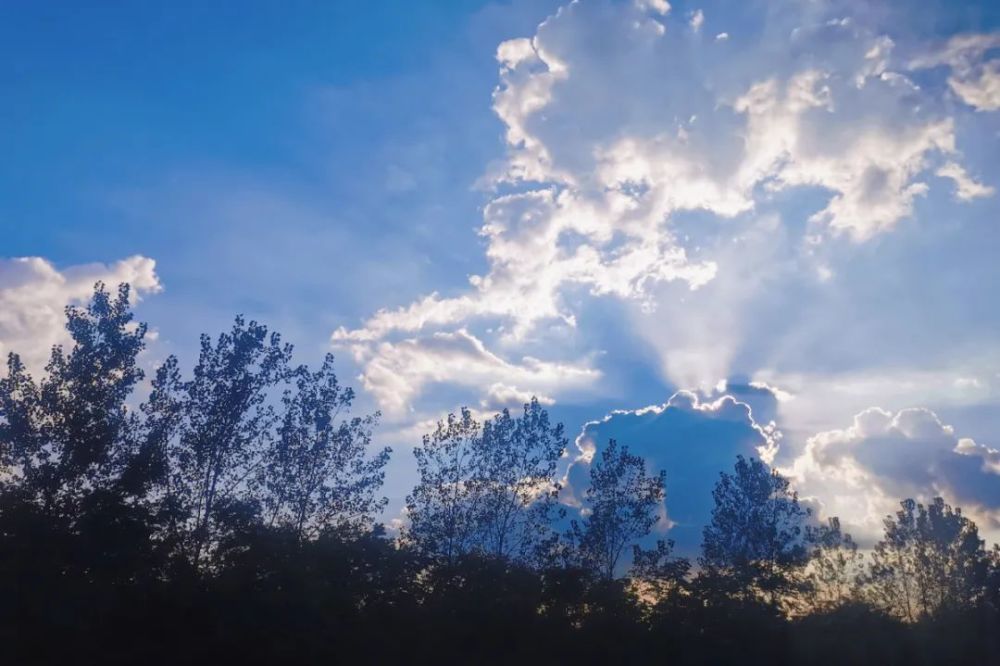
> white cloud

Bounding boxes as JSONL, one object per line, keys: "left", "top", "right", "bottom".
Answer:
{"left": 342, "top": 328, "right": 598, "bottom": 415}
{"left": 955, "top": 437, "right": 1000, "bottom": 475}
{"left": 909, "top": 32, "right": 1000, "bottom": 112}
{"left": 732, "top": 70, "right": 956, "bottom": 240}
{"left": 756, "top": 365, "right": 1000, "bottom": 438}
{"left": 635, "top": 0, "right": 670, "bottom": 16}
{"left": 332, "top": 0, "right": 995, "bottom": 413}
{"left": 936, "top": 160, "right": 995, "bottom": 201}
{"left": 948, "top": 60, "right": 1000, "bottom": 112}
{"left": 785, "top": 407, "right": 1000, "bottom": 542}
{"left": 0, "top": 256, "right": 161, "bottom": 374}
{"left": 481, "top": 383, "right": 555, "bottom": 410}
{"left": 909, "top": 33, "right": 1000, "bottom": 70}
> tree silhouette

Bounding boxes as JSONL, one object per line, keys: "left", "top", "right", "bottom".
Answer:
{"left": 0, "top": 283, "right": 147, "bottom": 515}
{"left": 568, "top": 439, "right": 666, "bottom": 580}
{"left": 3, "top": 282, "right": 1000, "bottom": 664}
{"left": 0, "top": 283, "right": 166, "bottom": 585}
{"left": 699, "top": 455, "right": 811, "bottom": 607}
{"left": 987, "top": 544, "right": 1000, "bottom": 613}
{"left": 0, "top": 353, "right": 45, "bottom": 498}
{"left": 866, "top": 497, "right": 993, "bottom": 621}
{"left": 155, "top": 317, "right": 294, "bottom": 568}
{"left": 471, "top": 399, "right": 566, "bottom": 563}
{"left": 406, "top": 400, "right": 566, "bottom": 565}
{"left": 630, "top": 537, "right": 690, "bottom": 604}
{"left": 259, "top": 354, "right": 388, "bottom": 540}
{"left": 803, "top": 517, "right": 864, "bottom": 613}
{"left": 405, "top": 407, "right": 482, "bottom": 564}
{"left": 0, "top": 284, "right": 174, "bottom": 662}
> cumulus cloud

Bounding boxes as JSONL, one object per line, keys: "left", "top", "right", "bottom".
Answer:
{"left": 557, "top": 388, "right": 1000, "bottom": 557}
{"left": 955, "top": 438, "right": 1000, "bottom": 476}
{"left": 785, "top": 407, "right": 1000, "bottom": 542}
{"left": 0, "top": 256, "right": 161, "bottom": 374}
{"left": 332, "top": 0, "right": 994, "bottom": 414}
{"left": 730, "top": 66, "right": 957, "bottom": 240}
{"left": 562, "top": 384, "right": 781, "bottom": 554}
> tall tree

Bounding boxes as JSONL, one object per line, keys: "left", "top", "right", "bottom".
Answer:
{"left": 0, "top": 283, "right": 147, "bottom": 513}
{"left": 802, "top": 517, "right": 863, "bottom": 613}
{"left": 471, "top": 398, "right": 566, "bottom": 563}
{"left": 405, "top": 400, "right": 566, "bottom": 565}
{"left": 405, "top": 408, "right": 482, "bottom": 564}
{"left": 259, "top": 354, "right": 389, "bottom": 540}
{"left": 162, "top": 317, "right": 294, "bottom": 567}
{"left": 865, "top": 497, "right": 992, "bottom": 621}
{"left": 568, "top": 439, "right": 666, "bottom": 581}
{"left": 0, "top": 353, "right": 45, "bottom": 499}
{"left": 0, "top": 283, "right": 173, "bottom": 598}
{"left": 987, "top": 545, "right": 1000, "bottom": 613}
{"left": 699, "top": 455, "right": 811, "bottom": 606}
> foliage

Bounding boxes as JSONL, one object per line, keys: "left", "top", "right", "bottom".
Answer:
{"left": 164, "top": 316, "right": 294, "bottom": 566}
{"left": 472, "top": 399, "right": 566, "bottom": 562}
{"left": 567, "top": 439, "right": 668, "bottom": 580}
{"left": 699, "top": 455, "right": 812, "bottom": 607}
{"left": 405, "top": 400, "right": 565, "bottom": 565}
{"left": 803, "top": 517, "right": 864, "bottom": 613}
{"left": 404, "top": 407, "right": 482, "bottom": 563}
{"left": 865, "top": 497, "right": 993, "bottom": 621}
{"left": 259, "top": 355, "right": 389, "bottom": 540}
{"left": 0, "top": 283, "right": 146, "bottom": 513}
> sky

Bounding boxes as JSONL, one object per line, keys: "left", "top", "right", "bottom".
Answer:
{"left": 3, "top": 0, "right": 1000, "bottom": 553}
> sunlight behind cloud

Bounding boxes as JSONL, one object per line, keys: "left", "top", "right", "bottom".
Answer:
{"left": 333, "top": 0, "right": 997, "bottom": 417}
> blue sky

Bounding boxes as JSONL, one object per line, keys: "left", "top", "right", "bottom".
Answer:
{"left": 3, "top": 0, "right": 1000, "bottom": 550}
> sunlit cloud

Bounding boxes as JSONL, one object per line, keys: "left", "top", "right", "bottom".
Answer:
{"left": 334, "top": 0, "right": 997, "bottom": 416}
{"left": 909, "top": 32, "right": 1000, "bottom": 112}
{"left": 784, "top": 406, "right": 1000, "bottom": 542}
{"left": 342, "top": 328, "right": 599, "bottom": 415}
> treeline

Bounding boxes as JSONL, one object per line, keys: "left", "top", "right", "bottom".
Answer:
{"left": 1, "top": 284, "right": 998, "bottom": 665}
